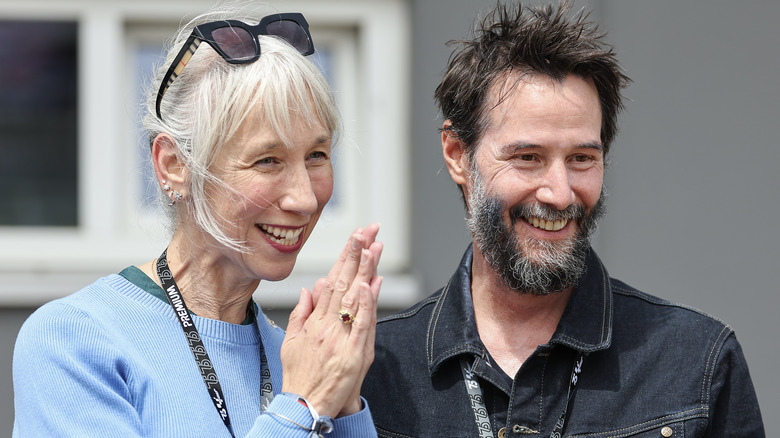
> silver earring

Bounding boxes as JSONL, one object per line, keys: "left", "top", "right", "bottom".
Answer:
{"left": 167, "top": 191, "right": 182, "bottom": 206}
{"left": 162, "top": 179, "right": 170, "bottom": 191}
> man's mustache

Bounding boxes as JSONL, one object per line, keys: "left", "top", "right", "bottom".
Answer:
{"left": 509, "top": 203, "right": 586, "bottom": 224}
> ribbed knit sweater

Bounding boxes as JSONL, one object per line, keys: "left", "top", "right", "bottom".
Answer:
{"left": 13, "top": 272, "right": 376, "bottom": 437}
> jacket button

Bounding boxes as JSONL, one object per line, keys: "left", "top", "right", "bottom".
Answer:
{"left": 498, "top": 427, "right": 506, "bottom": 438}
{"left": 661, "top": 426, "right": 674, "bottom": 437}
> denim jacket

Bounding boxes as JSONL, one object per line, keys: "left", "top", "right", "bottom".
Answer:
{"left": 363, "top": 246, "right": 764, "bottom": 437}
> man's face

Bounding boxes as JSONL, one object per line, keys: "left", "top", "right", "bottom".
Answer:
{"left": 462, "top": 73, "right": 605, "bottom": 295}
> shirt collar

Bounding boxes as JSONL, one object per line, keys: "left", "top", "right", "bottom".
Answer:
{"left": 426, "top": 245, "right": 613, "bottom": 375}
{"left": 118, "top": 266, "right": 257, "bottom": 325}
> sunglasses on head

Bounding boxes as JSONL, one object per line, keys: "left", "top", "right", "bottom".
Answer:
{"left": 155, "top": 12, "right": 315, "bottom": 120}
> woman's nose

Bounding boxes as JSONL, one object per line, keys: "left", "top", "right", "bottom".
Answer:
{"left": 278, "top": 166, "right": 319, "bottom": 215}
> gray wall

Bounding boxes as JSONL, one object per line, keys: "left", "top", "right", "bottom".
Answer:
{"left": 3, "top": 0, "right": 777, "bottom": 435}
{"left": 598, "top": 1, "right": 780, "bottom": 432}
{"left": 0, "top": 309, "right": 29, "bottom": 435}
{"left": 409, "top": 0, "right": 779, "bottom": 434}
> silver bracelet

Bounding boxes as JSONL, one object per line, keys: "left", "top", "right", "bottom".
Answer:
{"left": 279, "top": 392, "right": 335, "bottom": 435}
{"left": 265, "top": 411, "right": 325, "bottom": 438}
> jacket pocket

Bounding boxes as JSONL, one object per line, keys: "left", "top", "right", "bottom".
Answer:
{"left": 567, "top": 412, "right": 708, "bottom": 438}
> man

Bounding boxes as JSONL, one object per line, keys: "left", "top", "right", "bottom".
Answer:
{"left": 362, "top": 2, "right": 765, "bottom": 437}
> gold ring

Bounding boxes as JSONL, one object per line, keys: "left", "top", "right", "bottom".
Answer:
{"left": 338, "top": 310, "right": 355, "bottom": 324}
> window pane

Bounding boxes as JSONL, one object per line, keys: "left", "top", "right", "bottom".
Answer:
{"left": 134, "top": 43, "right": 163, "bottom": 211}
{"left": 0, "top": 21, "right": 78, "bottom": 226}
{"left": 310, "top": 46, "right": 340, "bottom": 211}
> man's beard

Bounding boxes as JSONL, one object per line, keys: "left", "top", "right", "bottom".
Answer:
{"left": 466, "top": 168, "right": 606, "bottom": 296}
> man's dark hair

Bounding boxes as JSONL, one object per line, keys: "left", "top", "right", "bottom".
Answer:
{"left": 435, "top": 1, "right": 630, "bottom": 159}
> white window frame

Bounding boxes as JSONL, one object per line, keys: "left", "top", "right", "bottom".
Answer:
{"left": 0, "top": 0, "right": 417, "bottom": 307}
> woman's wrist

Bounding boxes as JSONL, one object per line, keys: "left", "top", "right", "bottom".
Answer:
{"left": 279, "top": 392, "right": 334, "bottom": 434}
{"left": 337, "top": 396, "right": 363, "bottom": 418}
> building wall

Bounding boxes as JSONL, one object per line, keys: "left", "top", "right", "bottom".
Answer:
{"left": 2, "top": 0, "right": 778, "bottom": 435}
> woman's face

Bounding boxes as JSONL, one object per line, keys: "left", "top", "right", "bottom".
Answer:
{"left": 204, "top": 106, "right": 334, "bottom": 281}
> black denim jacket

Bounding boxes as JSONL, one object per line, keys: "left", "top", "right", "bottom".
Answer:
{"left": 363, "top": 246, "right": 765, "bottom": 437}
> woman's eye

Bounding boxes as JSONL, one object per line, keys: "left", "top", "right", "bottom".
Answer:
{"left": 308, "top": 151, "right": 329, "bottom": 160}
{"left": 255, "top": 157, "right": 277, "bottom": 166}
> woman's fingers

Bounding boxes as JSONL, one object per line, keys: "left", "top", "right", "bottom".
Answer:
{"left": 366, "top": 240, "right": 383, "bottom": 283}
{"left": 312, "top": 229, "right": 368, "bottom": 317}
{"left": 282, "top": 280, "right": 374, "bottom": 416}
{"left": 336, "top": 280, "right": 380, "bottom": 417}
{"left": 309, "top": 278, "right": 328, "bottom": 308}
{"left": 360, "top": 223, "right": 380, "bottom": 248}
{"left": 345, "top": 241, "right": 383, "bottom": 308}
{"left": 317, "top": 226, "right": 378, "bottom": 316}
{"left": 348, "top": 281, "right": 376, "bottom": 347}
{"left": 280, "top": 224, "right": 383, "bottom": 417}
{"left": 312, "top": 236, "right": 355, "bottom": 313}
{"left": 285, "top": 288, "right": 313, "bottom": 338}
{"left": 330, "top": 246, "right": 368, "bottom": 318}
{"left": 280, "top": 289, "right": 313, "bottom": 377}
{"left": 336, "top": 245, "right": 379, "bottom": 327}
{"left": 342, "top": 281, "right": 376, "bottom": 379}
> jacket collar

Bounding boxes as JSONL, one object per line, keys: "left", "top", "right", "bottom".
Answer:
{"left": 426, "top": 245, "right": 613, "bottom": 375}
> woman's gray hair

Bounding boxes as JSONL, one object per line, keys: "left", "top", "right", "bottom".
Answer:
{"left": 142, "top": 6, "right": 339, "bottom": 252}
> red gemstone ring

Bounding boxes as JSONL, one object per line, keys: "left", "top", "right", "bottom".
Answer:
{"left": 338, "top": 310, "right": 355, "bottom": 324}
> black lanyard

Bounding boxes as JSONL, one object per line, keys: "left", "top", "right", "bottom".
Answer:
{"left": 460, "top": 352, "right": 584, "bottom": 438}
{"left": 156, "top": 249, "right": 274, "bottom": 437}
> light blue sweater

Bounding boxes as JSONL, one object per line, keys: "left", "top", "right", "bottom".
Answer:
{"left": 13, "top": 272, "right": 376, "bottom": 437}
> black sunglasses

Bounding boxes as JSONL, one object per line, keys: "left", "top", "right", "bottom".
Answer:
{"left": 155, "top": 12, "right": 315, "bottom": 119}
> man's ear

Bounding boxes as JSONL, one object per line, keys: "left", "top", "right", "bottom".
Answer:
{"left": 151, "top": 133, "right": 186, "bottom": 193}
{"left": 441, "top": 121, "right": 470, "bottom": 186}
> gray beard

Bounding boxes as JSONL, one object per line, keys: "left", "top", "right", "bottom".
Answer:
{"left": 466, "top": 168, "right": 606, "bottom": 295}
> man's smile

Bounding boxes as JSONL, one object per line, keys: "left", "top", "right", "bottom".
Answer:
{"left": 524, "top": 216, "right": 569, "bottom": 232}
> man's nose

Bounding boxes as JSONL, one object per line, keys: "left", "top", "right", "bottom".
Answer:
{"left": 535, "top": 161, "right": 576, "bottom": 210}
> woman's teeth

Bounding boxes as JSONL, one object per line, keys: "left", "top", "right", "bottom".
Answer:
{"left": 526, "top": 217, "right": 568, "bottom": 231}
{"left": 259, "top": 225, "right": 304, "bottom": 246}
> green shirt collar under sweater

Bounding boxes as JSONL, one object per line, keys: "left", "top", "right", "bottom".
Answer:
{"left": 118, "top": 266, "right": 256, "bottom": 325}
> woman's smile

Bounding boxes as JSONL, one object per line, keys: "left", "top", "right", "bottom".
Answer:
{"left": 258, "top": 224, "right": 306, "bottom": 250}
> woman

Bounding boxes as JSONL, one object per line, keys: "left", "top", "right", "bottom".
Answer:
{"left": 13, "top": 6, "right": 382, "bottom": 438}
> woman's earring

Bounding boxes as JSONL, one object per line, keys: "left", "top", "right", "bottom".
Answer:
{"left": 162, "top": 179, "right": 170, "bottom": 192}
{"left": 167, "top": 191, "right": 183, "bottom": 206}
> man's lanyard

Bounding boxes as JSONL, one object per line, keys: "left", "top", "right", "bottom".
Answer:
{"left": 156, "top": 249, "right": 274, "bottom": 437}
{"left": 459, "top": 352, "right": 584, "bottom": 438}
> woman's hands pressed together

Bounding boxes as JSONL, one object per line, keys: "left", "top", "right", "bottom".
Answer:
{"left": 281, "top": 223, "right": 383, "bottom": 418}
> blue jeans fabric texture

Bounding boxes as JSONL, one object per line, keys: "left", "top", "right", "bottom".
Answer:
{"left": 362, "top": 246, "right": 765, "bottom": 437}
